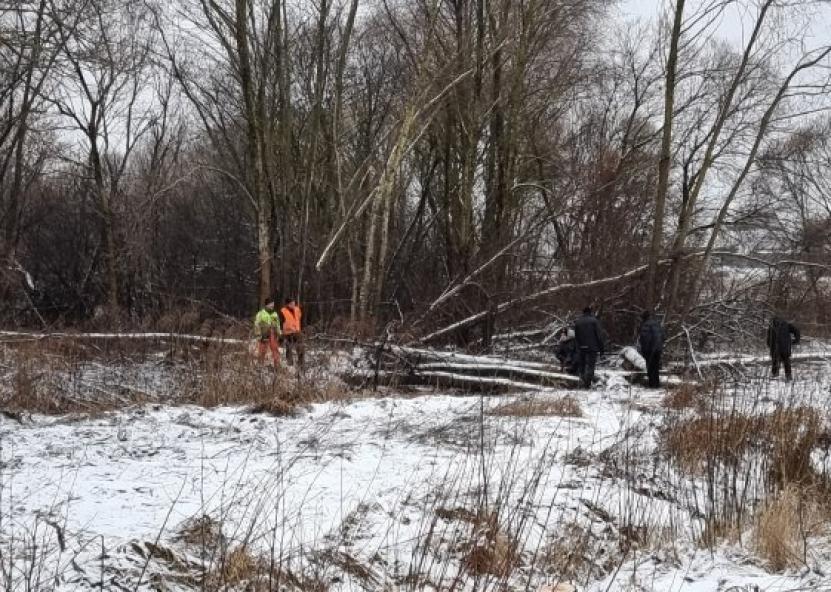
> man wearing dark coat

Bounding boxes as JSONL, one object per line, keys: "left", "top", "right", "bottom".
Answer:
{"left": 767, "top": 316, "right": 800, "bottom": 380}
{"left": 554, "top": 328, "right": 578, "bottom": 375}
{"left": 638, "top": 310, "right": 666, "bottom": 388}
{"left": 574, "top": 307, "right": 606, "bottom": 388}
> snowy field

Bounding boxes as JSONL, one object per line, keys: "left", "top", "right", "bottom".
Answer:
{"left": 2, "top": 352, "right": 831, "bottom": 591}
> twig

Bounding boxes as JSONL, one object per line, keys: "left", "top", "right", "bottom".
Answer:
{"left": 682, "top": 324, "right": 704, "bottom": 380}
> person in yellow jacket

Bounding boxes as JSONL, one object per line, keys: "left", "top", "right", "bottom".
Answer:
{"left": 254, "top": 298, "right": 281, "bottom": 366}
{"left": 280, "top": 297, "right": 304, "bottom": 369}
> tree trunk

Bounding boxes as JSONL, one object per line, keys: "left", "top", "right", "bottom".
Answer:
{"left": 89, "top": 114, "right": 119, "bottom": 312}
{"left": 235, "top": 0, "right": 271, "bottom": 304}
{"left": 358, "top": 189, "right": 382, "bottom": 323}
{"left": 4, "top": 0, "right": 48, "bottom": 263}
{"left": 646, "top": 0, "right": 684, "bottom": 309}
{"left": 682, "top": 46, "right": 831, "bottom": 318}
{"left": 663, "top": 0, "right": 774, "bottom": 315}
{"left": 333, "top": 0, "right": 360, "bottom": 322}
{"left": 373, "top": 176, "right": 394, "bottom": 313}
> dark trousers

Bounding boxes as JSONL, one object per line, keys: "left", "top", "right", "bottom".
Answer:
{"left": 771, "top": 350, "right": 792, "bottom": 380}
{"left": 644, "top": 350, "right": 662, "bottom": 388}
{"left": 284, "top": 332, "right": 305, "bottom": 369}
{"left": 577, "top": 348, "right": 597, "bottom": 388}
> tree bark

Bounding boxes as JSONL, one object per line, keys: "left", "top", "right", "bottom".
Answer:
{"left": 234, "top": 0, "right": 271, "bottom": 305}
{"left": 646, "top": 0, "right": 684, "bottom": 309}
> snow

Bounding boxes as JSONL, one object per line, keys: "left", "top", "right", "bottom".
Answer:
{"left": 620, "top": 346, "right": 647, "bottom": 371}
{"left": 1, "top": 352, "right": 831, "bottom": 591}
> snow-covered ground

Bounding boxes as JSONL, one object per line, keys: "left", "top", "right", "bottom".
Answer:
{"left": 2, "top": 356, "right": 831, "bottom": 591}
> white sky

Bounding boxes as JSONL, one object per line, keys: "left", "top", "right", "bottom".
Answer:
{"left": 618, "top": 0, "right": 831, "bottom": 49}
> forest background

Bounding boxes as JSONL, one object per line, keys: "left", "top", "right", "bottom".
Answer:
{"left": 2, "top": 0, "right": 830, "bottom": 348}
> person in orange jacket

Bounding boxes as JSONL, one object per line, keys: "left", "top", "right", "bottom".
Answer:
{"left": 280, "top": 297, "right": 305, "bottom": 369}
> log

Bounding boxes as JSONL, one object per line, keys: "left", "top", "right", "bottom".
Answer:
{"left": 689, "top": 350, "right": 830, "bottom": 369}
{"left": 388, "top": 345, "right": 555, "bottom": 370}
{"left": 0, "top": 330, "right": 244, "bottom": 345}
{"left": 369, "top": 344, "right": 581, "bottom": 391}
{"left": 417, "top": 362, "right": 579, "bottom": 387}
{"left": 346, "top": 368, "right": 546, "bottom": 392}
{"left": 620, "top": 346, "right": 646, "bottom": 371}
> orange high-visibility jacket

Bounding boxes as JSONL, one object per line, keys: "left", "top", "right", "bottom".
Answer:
{"left": 281, "top": 305, "right": 302, "bottom": 334}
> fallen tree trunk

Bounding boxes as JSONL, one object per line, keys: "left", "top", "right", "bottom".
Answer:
{"left": 413, "top": 251, "right": 828, "bottom": 346}
{"left": 0, "top": 330, "right": 246, "bottom": 344}
{"left": 367, "top": 345, "right": 584, "bottom": 391}
{"left": 345, "top": 369, "right": 549, "bottom": 392}
{"left": 413, "top": 263, "right": 653, "bottom": 345}
{"left": 686, "top": 350, "right": 831, "bottom": 370}
{"left": 417, "top": 362, "right": 579, "bottom": 387}
{"left": 388, "top": 344, "right": 555, "bottom": 370}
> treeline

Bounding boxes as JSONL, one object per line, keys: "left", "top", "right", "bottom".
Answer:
{"left": 1, "top": 0, "right": 830, "bottom": 342}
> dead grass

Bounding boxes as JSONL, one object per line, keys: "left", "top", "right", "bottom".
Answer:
{"left": 435, "top": 507, "right": 519, "bottom": 578}
{"left": 196, "top": 541, "right": 328, "bottom": 592}
{"left": 544, "top": 522, "right": 593, "bottom": 582}
{"left": 177, "top": 337, "right": 355, "bottom": 416}
{"left": 753, "top": 486, "right": 804, "bottom": 571}
{"left": 311, "top": 549, "right": 379, "bottom": 589}
{"left": 183, "top": 361, "right": 351, "bottom": 417}
{"left": 176, "top": 514, "right": 225, "bottom": 555}
{"left": 461, "top": 512, "right": 518, "bottom": 578}
{"left": 211, "top": 546, "right": 260, "bottom": 588}
{"left": 543, "top": 521, "right": 620, "bottom": 583}
{"left": 489, "top": 396, "right": 583, "bottom": 418}
{"left": 664, "top": 399, "right": 831, "bottom": 554}
{"left": 765, "top": 406, "right": 827, "bottom": 489}
{"left": 0, "top": 337, "right": 354, "bottom": 417}
{"left": 697, "top": 518, "right": 742, "bottom": 549}
{"left": 662, "top": 381, "right": 713, "bottom": 413}
{"left": 0, "top": 342, "right": 131, "bottom": 415}
{"left": 154, "top": 307, "right": 203, "bottom": 334}
{"left": 131, "top": 534, "right": 330, "bottom": 592}
{"left": 662, "top": 412, "right": 757, "bottom": 473}
{"left": 435, "top": 506, "right": 479, "bottom": 523}
{"left": 662, "top": 406, "right": 830, "bottom": 487}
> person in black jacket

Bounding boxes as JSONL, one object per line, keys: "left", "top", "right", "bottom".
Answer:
{"left": 767, "top": 316, "right": 800, "bottom": 380}
{"left": 574, "top": 307, "right": 605, "bottom": 388}
{"left": 554, "top": 328, "right": 578, "bottom": 375}
{"left": 638, "top": 310, "right": 665, "bottom": 388}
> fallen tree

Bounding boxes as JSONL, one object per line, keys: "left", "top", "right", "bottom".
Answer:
{"left": 414, "top": 262, "right": 654, "bottom": 345}
{"left": 413, "top": 251, "right": 829, "bottom": 346}
{"left": 0, "top": 330, "right": 246, "bottom": 344}
{"left": 2, "top": 329, "right": 826, "bottom": 395}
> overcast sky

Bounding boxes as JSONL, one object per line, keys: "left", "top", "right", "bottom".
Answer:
{"left": 617, "top": 0, "right": 831, "bottom": 49}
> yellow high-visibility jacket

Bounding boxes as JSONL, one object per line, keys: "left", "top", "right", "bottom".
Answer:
{"left": 254, "top": 308, "right": 281, "bottom": 339}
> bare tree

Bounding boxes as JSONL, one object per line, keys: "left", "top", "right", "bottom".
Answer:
{"left": 158, "top": 0, "right": 289, "bottom": 306}
{"left": 647, "top": 0, "right": 685, "bottom": 309}
{"left": 656, "top": 1, "right": 831, "bottom": 320}
{"left": 0, "top": 0, "right": 77, "bottom": 264}
{"left": 48, "top": 0, "right": 156, "bottom": 313}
